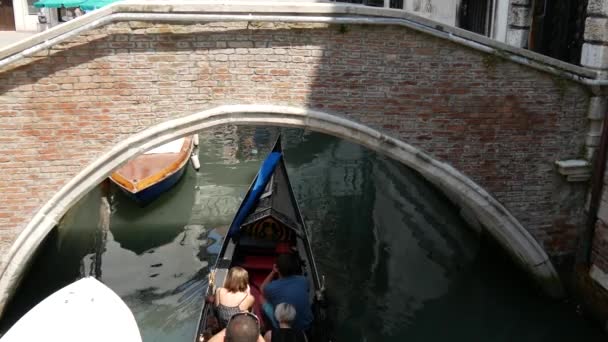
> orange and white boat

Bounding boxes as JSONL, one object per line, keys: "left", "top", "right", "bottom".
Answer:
{"left": 110, "top": 136, "right": 195, "bottom": 203}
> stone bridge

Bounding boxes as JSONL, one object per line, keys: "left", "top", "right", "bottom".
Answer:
{"left": 1, "top": 1, "right": 607, "bottom": 318}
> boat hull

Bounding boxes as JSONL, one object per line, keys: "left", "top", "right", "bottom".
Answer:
{"left": 2, "top": 278, "right": 141, "bottom": 342}
{"left": 120, "top": 159, "right": 188, "bottom": 203}
{"left": 195, "top": 136, "right": 329, "bottom": 342}
{"left": 110, "top": 136, "right": 194, "bottom": 204}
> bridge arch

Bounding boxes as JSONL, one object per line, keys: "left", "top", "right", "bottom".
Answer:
{"left": 0, "top": 104, "right": 562, "bottom": 314}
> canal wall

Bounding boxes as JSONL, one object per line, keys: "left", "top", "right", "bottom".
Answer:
{"left": 0, "top": 1, "right": 603, "bottom": 316}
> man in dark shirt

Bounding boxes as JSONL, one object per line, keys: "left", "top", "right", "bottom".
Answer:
{"left": 260, "top": 254, "right": 313, "bottom": 331}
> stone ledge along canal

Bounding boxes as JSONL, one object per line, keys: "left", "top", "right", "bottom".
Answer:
{"left": 1, "top": 126, "right": 605, "bottom": 341}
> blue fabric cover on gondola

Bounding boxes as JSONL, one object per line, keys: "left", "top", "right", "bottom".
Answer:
{"left": 227, "top": 152, "right": 282, "bottom": 238}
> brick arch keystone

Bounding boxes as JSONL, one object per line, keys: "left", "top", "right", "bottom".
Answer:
{"left": 0, "top": 104, "right": 563, "bottom": 316}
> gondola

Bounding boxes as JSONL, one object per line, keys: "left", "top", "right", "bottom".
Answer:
{"left": 196, "top": 136, "right": 329, "bottom": 341}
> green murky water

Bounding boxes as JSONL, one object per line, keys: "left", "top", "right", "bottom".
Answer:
{"left": 1, "top": 127, "right": 605, "bottom": 341}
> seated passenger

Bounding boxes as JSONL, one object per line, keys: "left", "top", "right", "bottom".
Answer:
{"left": 215, "top": 266, "right": 255, "bottom": 328}
{"left": 260, "top": 254, "right": 313, "bottom": 331}
{"left": 207, "top": 312, "right": 265, "bottom": 342}
{"left": 263, "top": 303, "right": 307, "bottom": 342}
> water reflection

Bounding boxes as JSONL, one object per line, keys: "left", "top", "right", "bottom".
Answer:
{"left": 285, "top": 133, "right": 479, "bottom": 340}
{"left": 2, "top": 126, "right": 605, "bottom": 342}
{"left": 109, "top": 174, "right": 196, "bottom": 255}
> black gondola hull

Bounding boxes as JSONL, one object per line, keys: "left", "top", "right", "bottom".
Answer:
{"left": 195, "top": 136, "right": 328, "bottom": 341}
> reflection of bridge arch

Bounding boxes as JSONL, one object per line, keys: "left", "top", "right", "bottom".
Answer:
{"left": 0, "top": 104, "right": 562, "bottom": 315}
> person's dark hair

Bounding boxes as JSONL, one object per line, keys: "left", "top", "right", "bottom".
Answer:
{"left": 276, "top": 254, "right": 300, "bottom": 277}
{"left": 225, "top": 314, "right": 259, "bottom": 342}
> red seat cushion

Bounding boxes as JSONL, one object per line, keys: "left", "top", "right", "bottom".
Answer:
{"left": 275, "top": 242, "right": 292, "bottom": 254}
{"left": 248, "top": 284, "right": 267, "bottom": 332}
{"left": 241, "top": 255, "right": 275, "bottom": 270}
{"left": 249, "top": 271, "right": 267, "bottom": 288}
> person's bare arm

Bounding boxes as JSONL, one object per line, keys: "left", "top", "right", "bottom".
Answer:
{"left": 260, "top": 264, "right": 278, "bottom": 293}
{"left": 214, "top": 288, "right": 221, "bottom": 306}
{"left": 206, "top": 328, "right": 226, "bottom": 342}
{"left": 243, "top": 294, "right": 255, "bottom": 311}
{"left": 263, "top": 330, "right": 272, "bottom": 342}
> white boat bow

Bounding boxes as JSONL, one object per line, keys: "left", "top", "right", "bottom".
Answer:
{"left": 1, "top": 277, "right": 141, "bottom": 342}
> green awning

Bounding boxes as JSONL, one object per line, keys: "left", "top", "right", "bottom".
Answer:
{"left": 34, "top": 0, "right": 118, "bottom": 9}
{"left": 34, "top": 0, "right": 86, "bottom": 8}
{"left": 79, "top": 0, "right": 119, "bottom": 10}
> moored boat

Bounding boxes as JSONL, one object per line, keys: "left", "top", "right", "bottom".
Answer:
{"left": 1, "top": 277, "right": 141, "bottom": 342}
{"left": 110, "top": 136, "right": 195, "bottom": 204}
{"left": 195, "top": 136, "right": 329, "bottom": 341}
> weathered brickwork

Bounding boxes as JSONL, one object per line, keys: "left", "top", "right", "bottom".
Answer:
{"left": 0, "top": 21, "right": 590, "bottom": 261}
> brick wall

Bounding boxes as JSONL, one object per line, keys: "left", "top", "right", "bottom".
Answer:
{"left": 0, "top": 21, "right": 590, "bottom": 261}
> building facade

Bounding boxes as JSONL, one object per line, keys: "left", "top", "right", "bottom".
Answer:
{"left": 0, "top": 0, "right": 39, "bottom": 31}
{"left": 0, "top": 0, "right": 66, "bottom": 32}
{"left": 336, "top": 0, "right": 588, "bottom": 65}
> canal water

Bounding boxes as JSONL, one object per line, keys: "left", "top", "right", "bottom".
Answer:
{"left": 1, "top": 126, "right": 605, "bottom": 341}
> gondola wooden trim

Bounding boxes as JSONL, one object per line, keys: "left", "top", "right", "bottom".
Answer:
{"left": 109, "top": 136, "right": 193, "bottom": 193}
